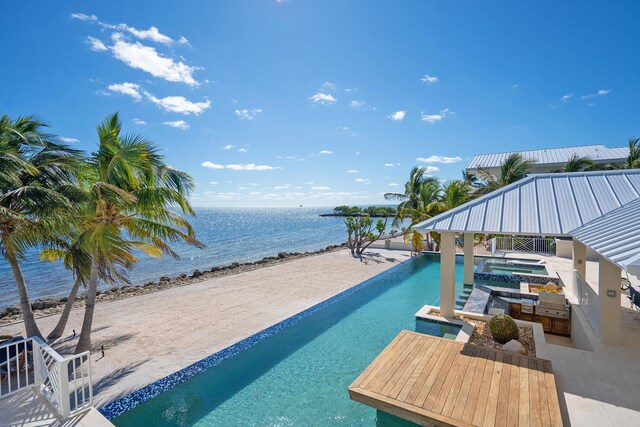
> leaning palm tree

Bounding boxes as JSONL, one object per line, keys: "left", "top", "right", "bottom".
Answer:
{"left": 476, "top": 153, "right": 535, "bottom": 195}
{"left": 74, "top": 113, "right": 203, "bottom": 354}
{"left": 0, "top": 114, "right": 82, "bottom": 339}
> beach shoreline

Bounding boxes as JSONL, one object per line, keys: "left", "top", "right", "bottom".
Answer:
{"left": 0, "top": 242, "right": 348, "bottom": 325}
{"left": 0, "top": 248, "right": 408, "bottom": 408}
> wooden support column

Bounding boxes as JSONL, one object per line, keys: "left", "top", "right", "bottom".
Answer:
{"left": 440, "top": 232, "right": 456, "bottom": 318}
{"left": 463, "top": 233, "right": 475, "bottom": 285}
{"left": 598, "top": 257, "right": 621, "bottom": 345}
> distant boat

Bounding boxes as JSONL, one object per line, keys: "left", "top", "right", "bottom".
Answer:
{"left": 299, "top": 204, "right": 303, "bottom": 207}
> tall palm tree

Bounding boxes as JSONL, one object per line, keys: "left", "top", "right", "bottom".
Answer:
{"left": 0, "top": 114, "right": 82, "bottom": 338}
{"left": 476, "top": 153, "right": 535, "bottom": 194}
{"left": 427, "top": 180, "right": 470, "bottom": 215}
{"left": 384, "top": 167, "right": 438, "bottom": 228}
{"left": 74, "top": 113, "right": 203, "bottom": 354}
{"left": 627, "top": 137, "right": 640, "bottom": 169}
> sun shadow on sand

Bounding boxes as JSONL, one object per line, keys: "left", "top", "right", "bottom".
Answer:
{"left": 354, "top": 251, "right": 405, "bottom": 265}
{"left": 52, "top": 331, "right": 138, "bottom": 357}
{"left": 93, "top": 359, "right": 151, "bottom": 402}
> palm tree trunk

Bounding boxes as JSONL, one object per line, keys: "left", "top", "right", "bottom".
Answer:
{"left": 75, "top": 258, "right": 99, "bottom": 354}
{"left": 47, "top": 277, "right": 82, "bottom": 340}
{"left": 5, "top": 250, "right": 43, "bottom": 339}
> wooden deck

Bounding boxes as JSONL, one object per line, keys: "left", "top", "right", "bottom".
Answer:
{"left": 348, "top": 330, "right": 563, "bottom": 427}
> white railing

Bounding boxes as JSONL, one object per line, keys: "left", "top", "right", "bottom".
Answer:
{"left": 0, "top": 337, "right": 92, "bottom": 418}
{"left": 493, "top": 236, "right": 555, "bottom": 254}
{"left": 574, "top": 270, "right": 600, "bottom": 335}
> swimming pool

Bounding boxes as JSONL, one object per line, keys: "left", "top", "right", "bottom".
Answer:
{"left": 415, "top": 318, "right": 462, "bottom": 340}
{"left": 109, "top": 254, "right": 464, "bottom": 426}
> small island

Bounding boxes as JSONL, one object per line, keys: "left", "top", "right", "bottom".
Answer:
{"left": 320, "top": 205, "right": 397, "bottom": 217}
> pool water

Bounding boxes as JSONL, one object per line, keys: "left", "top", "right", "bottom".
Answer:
{"left": 112, "top": 254, "right": 464, "bottom": 426}
{"left": 481, "top": 264, "right": 547, "bottom": 275}
{"left": 415, "top": 318, "right": 462, "bottom": 340}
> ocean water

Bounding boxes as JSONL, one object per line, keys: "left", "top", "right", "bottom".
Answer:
{"left": 112, "top": 254, "right": 465, "bottom": 426}
{"left": 0, "top": 207, "right": 401, "bottom": 308}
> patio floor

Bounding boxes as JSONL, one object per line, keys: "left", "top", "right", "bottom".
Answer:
{"left": 349, "top": 330, "right": 562, "bottom": 427}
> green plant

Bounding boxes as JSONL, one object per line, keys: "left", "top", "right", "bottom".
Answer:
{"left": 488, "top": 314, "right": 519, "bottom": 344}
{"left": 0, "top": 334, "right": 14, "bottom": 343}
{"left": 344, "top": 215, "right": 386, "bottom": 255}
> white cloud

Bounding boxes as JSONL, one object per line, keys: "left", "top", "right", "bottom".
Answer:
{"left": 202, "top": 162, "right": 225, "bottom": 169}
{"left": 581, "top": 89, "right": 611, "bottom": 100}
{"left": 226, "top": 164, "right": 275, "bottom": 171}
{"left": 350, "top": 100, "right": 365, "bottom": 108}
{"left": 56, "top": 136, "right": 79, "bottom": 143}
{"left": 423, "top": 166, "right": 440, "bottom": 173}
{"left": 421, "top": 108, "right": 453, "bottom": 124}
{"left": 318, "top": 150, "right": 332, "bottom": 155}
{"left": 388, "top": 182, "right": 400, "bottom": 187}
{"left": 311, "top": 186, "right": 331, "bottom": 191}
{"left": 132, "top": 118, "right": 146, "bottom": 125}
{"left": 274, "top": 184, "right": 291, "bottom": 190}
{"left": 337, "top": 126, "right": 350, "bottom": 131}
{"left": 125, "top": 26, "right": 172, "bottom": 44}
{"left": 145, "top": 92, "right": 211, "bottom": 115}
{"left": 355, "top": 178, "right": 370, "bottom": 183}
{"left": 234, "top": 108, "right": 263, "bottom": 120}
{"left": 416, "top": 155, "right": 462, "bottom": 164}
{"left": 71, "top": 13, "right": 98, "bottom": 22}
{"left": 388, "top": 111, "right": 406, "bottom": 121}
{"left": 561, "top": 94, "right": 573, "bottom": 101}
{"left": 309, "top": 92, "right": 336, "bottom": 105}
{"left": 223, "top": 145, "right": 235, "bottom": 150}
{"left": 347, "top": 170, "right": 359, "bottom": 173}
{"left": 110, "top": 34, "right": 200, "bottom": 85}
{"left": 384, "top": 163, "right": 400, "bottom": 167}
{"left": 107, "top": 82, "right": 142, "bottom": 100}
{"left": 209, "top": 181, "right": 218, "bottom": 185}
{"left": 202, "top": 162, "right": 276, "bottom": 171}
{"left": 321, "top": 82, "right": 336, "bottom": 90}
{"left": 238, "top": 148, "right": 248, "bottom": 153}
{"left": 163, "top": 120, "right": 189, "bottom": 130}
{"left": 420, "top": 74, "right": 438, "bottom": 84}
{"left": 86, "top": 36, "right": 107, "bottom": 51}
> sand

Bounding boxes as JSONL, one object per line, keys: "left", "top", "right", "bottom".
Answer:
{"left": 0, "top": 249, "right": 408, "bottom": 407}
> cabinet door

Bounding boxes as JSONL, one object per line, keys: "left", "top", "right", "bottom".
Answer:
{"left": 536, "top": 315, "right": 552, "bottom": 332}
{"left": 521, "top": 313, "right": 534, "bottom": 322}
{"left": 509, "top": 303, "right": 521, "bottom": 319}
{"left": 552, "top": 319, "right": 570, "bottom": 335}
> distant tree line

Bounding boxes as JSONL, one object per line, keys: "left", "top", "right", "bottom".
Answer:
{"left": 330, "top": 205, "right": 397, "bottom": 217}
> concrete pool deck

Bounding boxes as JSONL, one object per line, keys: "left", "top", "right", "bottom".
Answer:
{"left": 0, "top": 249, "right": 409, "bottom": 409}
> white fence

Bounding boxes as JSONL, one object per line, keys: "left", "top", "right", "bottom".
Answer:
{"left": 492, "top": 236, "right": 555, "bottom": 255}
{"left": 0, "top": 337, "right": 92, "bottom": 418}
{"left": 575, "top": 270, "right": 600, "bottom": 335}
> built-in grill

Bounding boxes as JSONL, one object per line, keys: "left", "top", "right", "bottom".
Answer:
{"left": 536, "top": 292, "right": 570, "bottom": 319}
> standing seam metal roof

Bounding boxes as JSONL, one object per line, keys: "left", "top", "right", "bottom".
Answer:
{"left": 413, "top": 169, "right": 640, "bottom": 236}
{"left": 466, "top": 145, "right": 629, "bottom": 170}
{"left": 570, "top": 198, "right": 640, "bottom": 275}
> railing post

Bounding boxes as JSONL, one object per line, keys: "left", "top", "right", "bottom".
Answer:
{"left": 32, "top": 340, "right": 43, "bottom": 387}
{"left": 57, "top": 360, "right": 71, "bottom": 418}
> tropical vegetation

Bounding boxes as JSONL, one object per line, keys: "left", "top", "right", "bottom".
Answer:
{"left": 0, "top": 112, "right": 202, "bottom": 353}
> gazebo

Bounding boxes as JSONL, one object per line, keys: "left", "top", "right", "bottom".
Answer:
{"left": 414, "top": 169, "right": 640, "bottom": 345}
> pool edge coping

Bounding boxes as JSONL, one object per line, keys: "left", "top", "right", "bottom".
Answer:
{"left": 99, "top": 254, "right": 414, "bottom": 420}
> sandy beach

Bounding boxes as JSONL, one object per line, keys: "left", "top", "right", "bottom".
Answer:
{"left": 0, "top": 248, "right": 408, "bottom": 408}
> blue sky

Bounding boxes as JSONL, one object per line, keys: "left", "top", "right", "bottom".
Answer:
{"left": 2, "top": 1, "right": 639, "bottom": 207}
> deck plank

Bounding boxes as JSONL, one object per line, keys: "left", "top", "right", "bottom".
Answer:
{"left": 348, "top": 331, "right": 563, "bottom": 427}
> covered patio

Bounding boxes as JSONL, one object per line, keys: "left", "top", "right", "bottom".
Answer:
{"left": 414, "top": 169, "right": 640, "bottom": 346}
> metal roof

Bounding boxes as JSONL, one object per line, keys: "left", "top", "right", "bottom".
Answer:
{"left": 570, "top": 198, "right": 640, "bottom": 275}
{"left": 466, "top": 144, "right": 629, "bottom": 171}
{"left": 413, "top": 169, "right": 640, "bottom": 236}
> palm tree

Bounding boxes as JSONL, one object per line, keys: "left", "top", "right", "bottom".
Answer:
{"left": 476, "top": 153, "right": 535, "bottom": 194}
{"left": 427, "top": 180, "right": 470, "bottom": 215}
{"left": 74, "top": 113, "right": 203, "bottom": 354}
{"left": 40, "top": 230, "right": 92, "bottom": 340}
{"left": 554, "top": 154, "right": 596, "bottom": 172}
{"left": 384, "top": 167, "right": 439, "bottom": 228}
{"left": 0, "top": 114, "right": 82, "bottom": 339}
{"left": 627, "top": 137, "right": 640, "bottom": 169}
